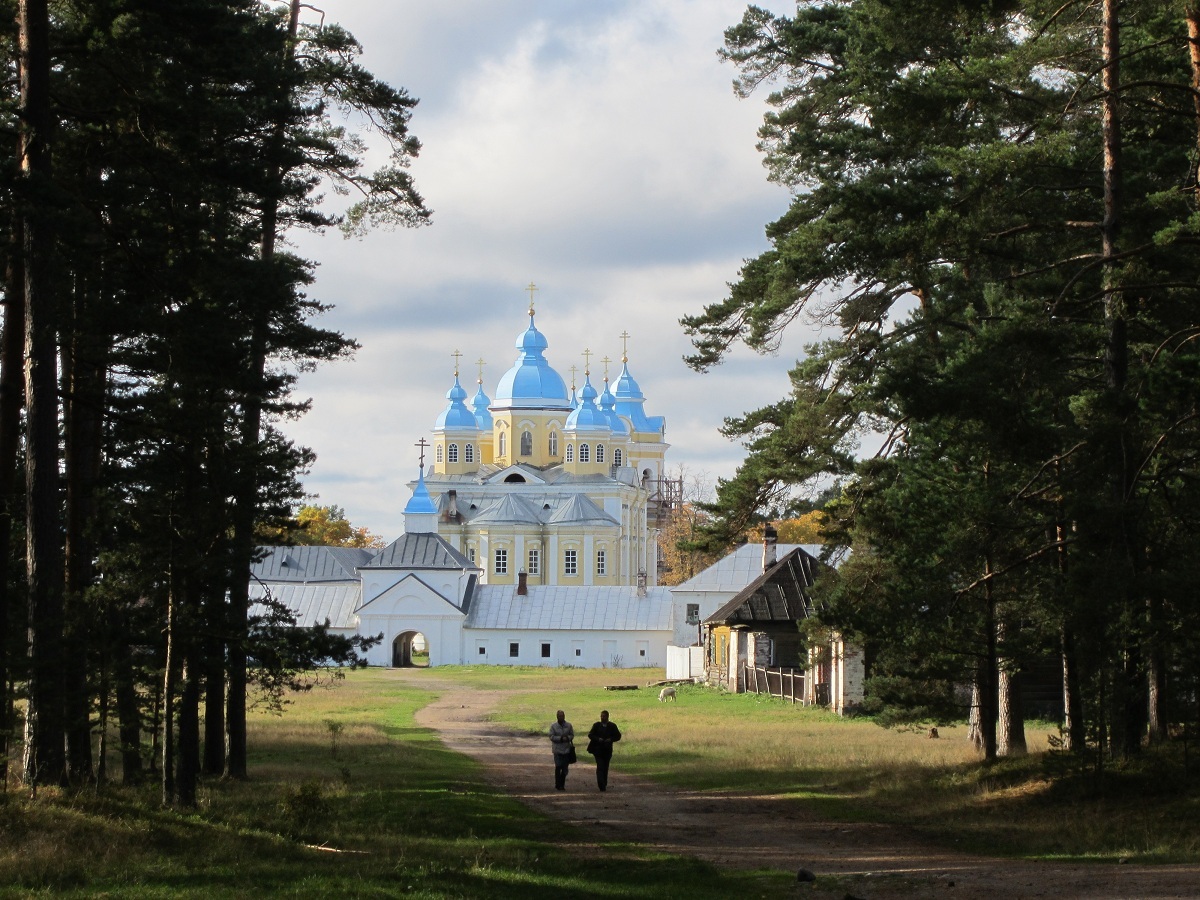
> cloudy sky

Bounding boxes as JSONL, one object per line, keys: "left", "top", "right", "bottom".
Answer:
{"left": 283, "top": 0, "right": 815, "bottom": 537}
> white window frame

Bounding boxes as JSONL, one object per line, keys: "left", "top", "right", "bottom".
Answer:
{"left": 596, "top": 549, "right": 606, "bottom": 576}
{"left": 448, "top": 443, "right": 459, "bottom": 463}
{"left": 579, "top": 443, "right": 590, "bottom": 462}
{"left": 564, "top": 549, "right": 578, "bottom": 577}
{"left": 596, "top": 443, "right": 605, "bottom": 463}
{"left": 465, "top": 443, "right": 474, "bottom": 463}
{"left": 495, "top": 548, "right": 508, "bottom": 575}
{"left": 528, "top": 548, "right": 541, "bottom": 575}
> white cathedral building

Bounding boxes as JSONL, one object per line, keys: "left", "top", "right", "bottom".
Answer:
{"left": 252, "top": 298, "right": 860, "bottom": 710}
{"left": 253, "top": 301, "right": 693, "bottom": 668}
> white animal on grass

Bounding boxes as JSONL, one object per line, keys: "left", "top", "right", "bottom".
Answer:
{"left": 658, "top": 686, "right": 677, "bottom": 702}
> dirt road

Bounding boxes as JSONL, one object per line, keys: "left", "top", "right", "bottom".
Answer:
{"left": 403, "top": 674, "right": 1200, "bottom": 899}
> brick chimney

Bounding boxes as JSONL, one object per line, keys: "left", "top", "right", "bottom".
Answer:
{"left": 763, "top": 523, "right": 778, "bottom": 571}
{"left": 517, "top": 570, "right": 528, "bottom": 596}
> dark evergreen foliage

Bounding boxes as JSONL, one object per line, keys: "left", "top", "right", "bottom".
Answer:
{"left": 690, "top": 0, "right": 1200, "bottom": 760}
{"left": 0, "top": 0, "right": 428, "bottom": 799}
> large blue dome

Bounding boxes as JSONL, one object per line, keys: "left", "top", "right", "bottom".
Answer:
{"left": 493, "top": 314, "right": 571, "bottom": 409}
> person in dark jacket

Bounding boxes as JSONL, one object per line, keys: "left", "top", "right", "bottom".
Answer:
{"left": 586, "top": 710, "right": 622, "bottom": 791}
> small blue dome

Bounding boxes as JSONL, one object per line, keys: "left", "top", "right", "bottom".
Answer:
{"left": 565, "top": 375, "right": 611, "bottom": 432}
{"left": 613, "top": 360, "right": 644, "bottom": 400}
{"left": 403, "top": 468, "right": 439, "bottom": 515}
{"left": 435, "top": 375, "right": 479, "bottom": 430}
{"left": 613, "top": 360, "right": 663, "bottom": 434}
{"left": 493, "top": 313, "right": 571, "bottom": 409}
{"left": 599, "top": 379, "right": 629, "bottom": 436}
{"left": 472, "top": 382, "right": 493, "bottom": 430}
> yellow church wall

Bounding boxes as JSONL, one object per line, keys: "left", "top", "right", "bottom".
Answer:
{"left": 490, "top": 411, "right": 568, "bottom": 468}
{"left": 432, "top": 433, "right": 480, "bottom": 476}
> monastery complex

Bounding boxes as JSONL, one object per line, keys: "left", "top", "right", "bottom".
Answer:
{"left": 253, "top": 296, "right": 863, "bottom": 711}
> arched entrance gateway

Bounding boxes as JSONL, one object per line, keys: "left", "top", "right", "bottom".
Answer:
{"left": 392, "top": 631, "right": 430, "bottom": 668}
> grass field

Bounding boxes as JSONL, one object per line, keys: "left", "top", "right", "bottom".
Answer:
{"left": 1, "top": 665, "right": 1198, "bottom": 898}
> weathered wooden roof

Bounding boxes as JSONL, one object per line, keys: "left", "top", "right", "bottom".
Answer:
{"left": 704, "top": 547, "right": 820, "bottom": 625}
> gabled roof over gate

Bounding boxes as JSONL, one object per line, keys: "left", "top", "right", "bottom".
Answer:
{"left": 704, "top": 547, "right": 821, "bottom": 625}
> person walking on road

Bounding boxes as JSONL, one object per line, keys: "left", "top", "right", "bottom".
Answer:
{"left": 586, "top": 710, "right": 622, "bottom": 791}
{"left": 550, "top": 709, "right": 575, "bottom": 790}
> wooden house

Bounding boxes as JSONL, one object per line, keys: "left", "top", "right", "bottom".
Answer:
{"left": 702, "top": 530, "right": 864, "bottom": 715}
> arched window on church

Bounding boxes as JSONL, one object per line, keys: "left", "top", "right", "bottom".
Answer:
{"left": 566, "top": 444, "right": 574, "bottom": 463}
{"left": 448, "top": 443, "right": 459, "bottom": 463}
{"left": 436, "top": 445, "right": 444, "bottom": 463}
{"left": 498, "top": 431, "right": 507, "bottom": 457}
{"left": 549, "top": 431, "right": 559, "bottom": 456}
{"left": 465, "top": 444, "right": 475, "bottom": 463}
{"left": 520, "top": 430, "right": 533, "bottom": 457}
{"left": 579, "top": 443, "right": 590, "bottom": 463}
{"left": 613, "top": 448, "right": 623, "bottom": 467}
{"left": 596, "top": 443, "right": 605, "bottom": 463}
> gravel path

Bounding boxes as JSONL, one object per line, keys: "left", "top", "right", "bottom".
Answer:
{"left": 400, "top": 672, "right": 1200, "bottom": 899}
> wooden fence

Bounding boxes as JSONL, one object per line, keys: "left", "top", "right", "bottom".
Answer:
{"left": 743, "top": 665, "right": 806, "bottom": 704}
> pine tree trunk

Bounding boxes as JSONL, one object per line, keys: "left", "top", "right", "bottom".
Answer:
{"left": 1186, "top": 7, "right": 1200, "bottom": 176}
{"left": 162, "top": 576, "right": 178, "bottom": 805}
{"left": 998, "top": 661, "right": 1027, "bottom": 757}
{"left": 19, "top": 0, "right": 67, "bottom": 788}
{"left": 1147, "top": 593, "right": 1167, "bottom": 744}
{"left": 112, "top": 622, "right": 143, "bottom": 785}
{"left": 1062, "top": 625, "right": 1084, "bottom": 753}
{"left": 0, "top": 222, "right": 26, "bottom": 789}
{"left": 202, "top": 584, "right": 225, "bottom": 776}
{"left": 62, "top": 287, "right": 106, "bottom": 785}
{"left": 968, "top": 675, "right": 985, "bottom": 753}
{"left": 176, "top": 640, "right": 201, "bottom": 807}
{"left": 226, "top": 0, "right": 301, "bottom": 779}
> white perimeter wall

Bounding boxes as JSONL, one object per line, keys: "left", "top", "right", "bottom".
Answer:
{"left": 462, "top": 627, "right": 667, "bottom": 669}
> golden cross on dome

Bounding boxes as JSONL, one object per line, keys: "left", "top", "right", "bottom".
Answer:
{"left": 526, "top": 281, "right": 538, "bottom": 314}
{"left": 415, "top": 437, "right": 430, "bottom": 468}
{"left": 619, "top": 330, "right": 630, "bottom": 363}
{"left": 476, "top": 356, "right": 486, "bottom": 384}
{"left": 601, "top": 355, "right": 611, "bottom": 380}
{"left": 451, "top": 349, "right": 463, "bottom": 377}
{"left": 581, "top": 347, "right": 592, "bottom": 376}
{"left": 569, "top": 364, "right": 578, "bottom": 391}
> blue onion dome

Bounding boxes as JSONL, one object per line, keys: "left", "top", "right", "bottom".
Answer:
{"left": 565, "top": 374, "right": 611, "bottom": 432}
{"left": 435, "top": 375, "right": 478, "bottom": 430}
{"left": 403, "top": 467, "right": 438, "bottom": 515}
{"left": 613, "top": 358, "right": 663, "bottom": 433}
{"left": 493, "top": 312, "right": 571, "bottom": 408}
{"left": 472, "top": 381, "right": 493, "bottom": 430}
{"left": 613, "top": 360, "right": 644, "bottom": 400}
{"left": 599, "top": 378, "right": 629, "bottom": 436}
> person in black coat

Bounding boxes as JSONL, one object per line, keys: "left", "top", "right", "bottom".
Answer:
{"left": 586, "top": 710, "right": 622, "bottom": 791}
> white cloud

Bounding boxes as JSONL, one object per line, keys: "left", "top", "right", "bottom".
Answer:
{"left": 282, "top": 0, "right": 805, "bottom": 537}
